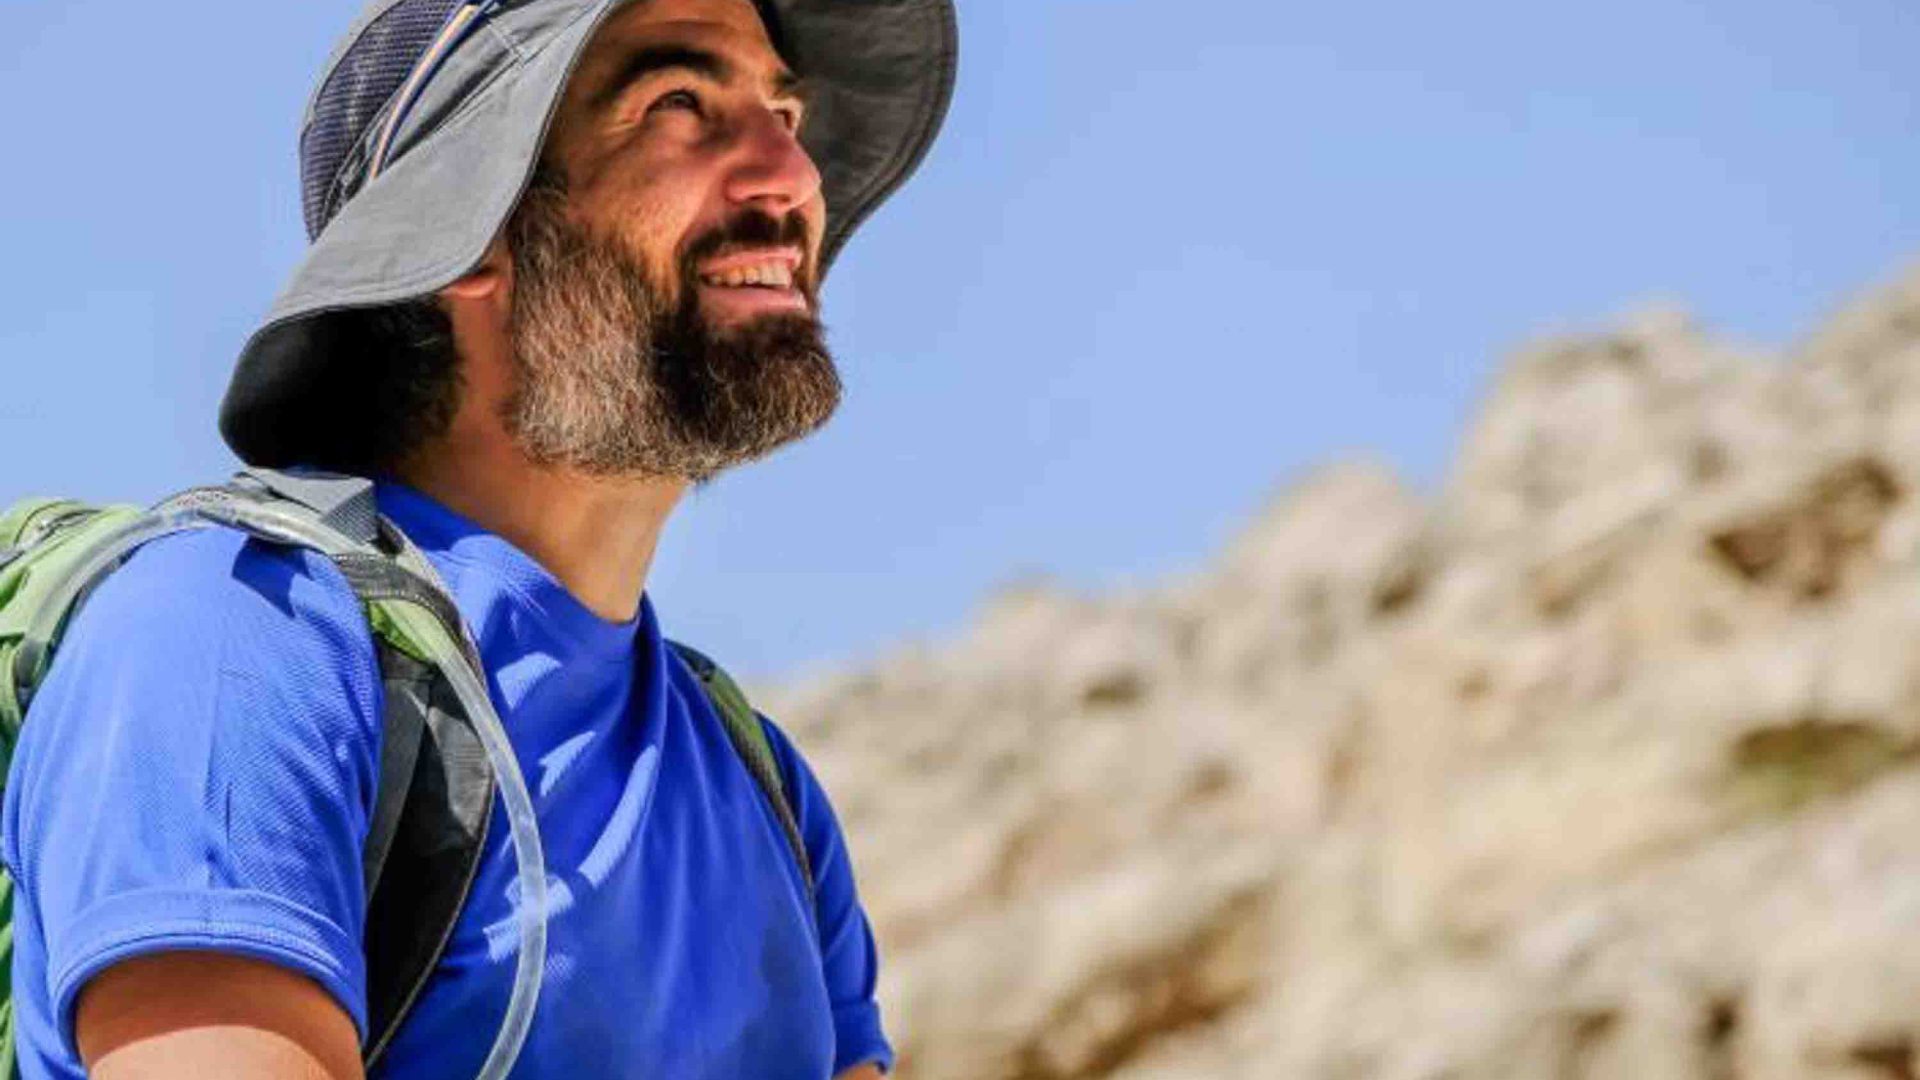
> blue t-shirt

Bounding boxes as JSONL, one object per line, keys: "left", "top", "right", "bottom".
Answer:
{"left": 0, "top": 482, "right": 890, "bottom": 1078}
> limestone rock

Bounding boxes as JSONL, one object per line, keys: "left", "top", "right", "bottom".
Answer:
{"left": 768, "top": 262, "right": 1920, "bottom": 1078}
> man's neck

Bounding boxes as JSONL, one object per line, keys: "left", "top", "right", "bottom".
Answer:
{"left": 396, "top": 433, "right": 686, "bottom": 623}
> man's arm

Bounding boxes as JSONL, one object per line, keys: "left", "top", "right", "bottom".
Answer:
{"left": 80, "top": 952, "right": 879, "bottom": 1080}
{"left": 76, "top": 952, "right": 362, "bottom": 1080}
{"left": 79, "top": 953, "right": 879, "bottom": 1080}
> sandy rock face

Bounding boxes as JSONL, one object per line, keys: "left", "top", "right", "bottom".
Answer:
{"left": 763, "top": 263, "right": 1920, "bottom": 1079}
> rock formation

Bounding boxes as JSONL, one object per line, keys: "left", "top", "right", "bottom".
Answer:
{"left": 764, "top": 264, "right": 1920, "bottom": 1079}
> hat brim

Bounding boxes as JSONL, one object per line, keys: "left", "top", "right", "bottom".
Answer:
{"left": 221, "top": 0, "right": 957, "bottom": 467}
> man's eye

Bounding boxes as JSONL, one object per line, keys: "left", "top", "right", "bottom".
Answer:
{"left": 775, "top": 107, "right": 804, "bottom": 133}
{"left": 650, "top": 89, "right": 702, "bottom": 116}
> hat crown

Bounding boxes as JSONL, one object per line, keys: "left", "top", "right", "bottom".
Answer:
{"left": 301, "top": 0, "right": 468, "bottom": 240}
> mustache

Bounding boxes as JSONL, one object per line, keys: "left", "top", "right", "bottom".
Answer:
{"left": 680, "top": 211, "right": 816, "bottom": 294}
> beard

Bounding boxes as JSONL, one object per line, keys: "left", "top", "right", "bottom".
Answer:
{"left": 499, "top": 176, "right": 841, "bottom": 482}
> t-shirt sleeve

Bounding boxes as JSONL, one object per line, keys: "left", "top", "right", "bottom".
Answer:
{"left": 760, "top": 717, "right": 893, "bottom": 1076}
{"left": 0, "top": 527, "right": 385, "bottom": 1057}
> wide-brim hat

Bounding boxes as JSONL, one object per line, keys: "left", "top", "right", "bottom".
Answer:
{"left": 220, "top": 0, "right": 958, "bottom": 466}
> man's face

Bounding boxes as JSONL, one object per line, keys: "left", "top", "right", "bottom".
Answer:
{"left": 498, "top": 0, "right": 838, "bottom": 480}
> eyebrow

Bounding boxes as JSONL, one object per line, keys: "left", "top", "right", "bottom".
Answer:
{"left": 772, "top": 69, "right": 810, "bottom": 105}
{"left": 595, "top": 44, "right": 809, "bottom": 110}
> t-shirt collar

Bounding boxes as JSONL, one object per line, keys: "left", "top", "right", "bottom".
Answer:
{"left": 372, "top": 480, "right": 645, "bottom": 668}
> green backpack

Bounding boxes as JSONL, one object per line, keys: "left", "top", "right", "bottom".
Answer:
{"left": 0, "top": 468, "right": 810, "bottom": 1076}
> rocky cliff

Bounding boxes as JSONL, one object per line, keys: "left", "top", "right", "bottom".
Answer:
{"left": 765, "top": 265, "right": 1920, "bottom": 1080}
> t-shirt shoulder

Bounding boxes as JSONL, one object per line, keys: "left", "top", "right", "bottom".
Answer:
{"left": 47, "top": 525, "right": 382, "bottom": 711}
{"left": 89, "top": 525, "right": 368, "bottom": 640}
{"left": 0, "top": 525, "right": 388, "bottom": 1053}
{"left": 11, "top": 524, "right": 389, "bottom": 832}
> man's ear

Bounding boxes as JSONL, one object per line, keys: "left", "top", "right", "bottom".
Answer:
{"left": 441, "top": 234, "right": 512, "bottom": 302}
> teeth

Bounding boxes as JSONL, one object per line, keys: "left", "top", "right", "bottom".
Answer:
{"left": 702, "top": 261, "right": 795, "bottom": 289}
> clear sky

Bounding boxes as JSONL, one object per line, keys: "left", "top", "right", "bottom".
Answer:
{"left": 4, "top": 0, "right": 1918, "bottom": 677}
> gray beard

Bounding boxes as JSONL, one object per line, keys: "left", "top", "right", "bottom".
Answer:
{"left": 500, "top": 182, "right": 841, "bottom": 482}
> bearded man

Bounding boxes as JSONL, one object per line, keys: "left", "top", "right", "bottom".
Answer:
{"left": 0, "top": 0, "right": 955, "bottom": 1076}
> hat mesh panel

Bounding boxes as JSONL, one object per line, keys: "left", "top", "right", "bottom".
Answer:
{"left": 300, "top": 0, "right": 466, "bottom": 240}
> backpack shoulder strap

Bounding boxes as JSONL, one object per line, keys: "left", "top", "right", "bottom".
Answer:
{"left": 230, "top": 467, "right": 385, "bottom": 546}
{"left": 222, "top": 471, "right": 497, "bottom": 1066}
{"left": 219, "top": 470, "right": 459, "bottom": 899}
{"left": 352, "top": 611, "right": 495, "bottom": 1068}
{"left": 667, "top": 640, "right": 816, "bottom": 905}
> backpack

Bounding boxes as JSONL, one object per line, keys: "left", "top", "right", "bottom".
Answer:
{"left": 0, "top": 468, "right": 812, "bottom": 1077}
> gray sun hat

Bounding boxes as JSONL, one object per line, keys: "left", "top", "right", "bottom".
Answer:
{"left": 220, "top": 0, "right": 958, "bottom": 466}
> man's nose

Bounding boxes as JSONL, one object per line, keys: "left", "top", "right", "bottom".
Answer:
{"left": 723, "top": 108, "right": 822, "bottom": 215}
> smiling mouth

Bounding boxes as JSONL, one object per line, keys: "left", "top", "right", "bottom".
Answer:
{"left": 700, "top": 259, "right": 797, "bottom": 290}
{"left": 693, "top": 248, "right": 810, "bottom": 316}
{"left": 698, "top": 246, "right": 804, "bottom": 289}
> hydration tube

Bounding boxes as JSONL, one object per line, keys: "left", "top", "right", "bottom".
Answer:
{"left": 21, "top": 498, "right": 547, "bottom": 1080}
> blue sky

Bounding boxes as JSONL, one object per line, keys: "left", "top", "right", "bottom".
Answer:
{"left": 4, "top": 0, "right": 1918, "bottom": 677}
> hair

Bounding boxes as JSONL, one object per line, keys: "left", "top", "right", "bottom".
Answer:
{"left": 301, "top": 169, "right": 576, "bottom": 478}
{"left": 298, "top": 298, "right": 464, "bottom": 477}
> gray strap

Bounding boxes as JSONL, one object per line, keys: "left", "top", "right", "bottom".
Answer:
{"left": 236, "top": 467, "right": 382, "bottom": 546}
{"left": 668, "top": 641, "right": 816, "bottom": 910}
{"left": 362, "top": 655, "right": 430, "bottom": 901}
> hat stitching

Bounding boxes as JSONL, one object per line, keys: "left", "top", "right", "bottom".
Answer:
{"left": 481, "top": 17, "right": 530, "bottom": 63}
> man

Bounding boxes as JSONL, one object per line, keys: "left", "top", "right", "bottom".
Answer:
{"left": 0, "top": 0, "right": 955, "bottom": 1075}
